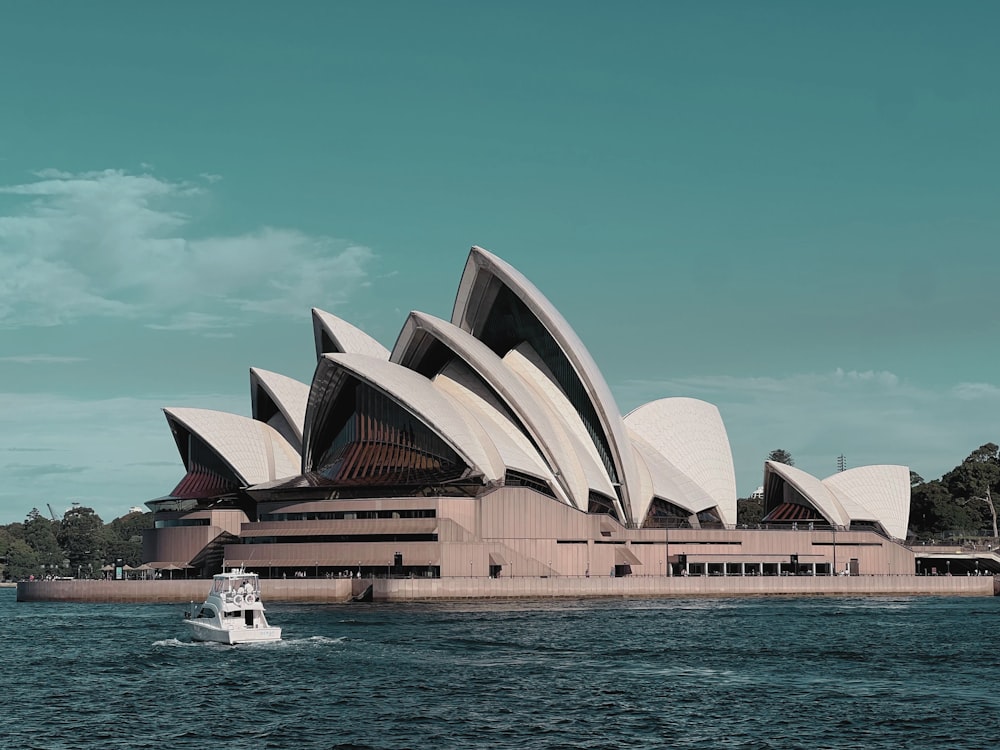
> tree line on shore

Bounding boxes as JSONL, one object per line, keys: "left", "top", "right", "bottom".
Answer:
{"left": 0, "top": 507, "right": 152, "bottom": 581}
{"left": 737, "top": 444, "right": 1000, "bottom": 541}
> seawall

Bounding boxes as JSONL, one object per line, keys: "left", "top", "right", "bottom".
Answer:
{"left": 15, "top": 574, "right": 996, "bottom": 603}
{"left": 376, "top": 575, "right": 996, "bottom": 600}
{"left": 16, "top": 579, "right": 354, "bottom": 604}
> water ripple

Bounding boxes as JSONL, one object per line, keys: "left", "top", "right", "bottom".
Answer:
{"left": 2, "top": 591, "right": 998, "bottom": 748}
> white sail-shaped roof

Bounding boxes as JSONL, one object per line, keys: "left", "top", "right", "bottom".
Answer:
{"left": 764, "top": 460, "right": 911, "bottom": 538}
{"left": 502, "top": 344, "right": 620, "bottom": 510}
{"left": 823, "top": 465, "right": 911, "bottom": 540}
{"left": 451, "top": 246, "right": 641, "bottom": 524}
{"left": 390, "top": 311, "right": 596, "bottom": 509}
{"left": 162, "top": 407, "right": 300, "bottom": 485}
{"left": 628, "top": 431, "right": 719, "bottom": 525}
{"left": 249, "top": 367, "right": 309, "bottom": 451}
{"left": 312, "top": 308, "right": 389, "bottom": 360}
{"left": 306, "top": 353, "right": 505, "bottom": 483}
{"left": 764, "top": 461, "right": 850, "bottom": 528}
{"left": 432, "top": 365, "right": 556, "bottom": 488}
{"left": 625, "top": 398, "right": 737, "bottom": 526}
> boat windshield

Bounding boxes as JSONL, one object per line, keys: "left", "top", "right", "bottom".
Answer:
{"left": 231, "top": 576, "right": 258, "bottom": 593}
{"left": 212, "top": 575, "right": 259, "bottom": 594}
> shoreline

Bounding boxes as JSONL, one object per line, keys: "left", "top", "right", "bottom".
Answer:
{"left": 15, "top": 574, "right": 998, "bottom": 603}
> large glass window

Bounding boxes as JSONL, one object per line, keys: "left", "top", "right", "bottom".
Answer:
{"left": 641, "top": 498, "right": 693, "bottom": 528}
{"left": 314, "top": 382, "right": 467, "bottom": 486}
{"left": 167, "top": 425, "right": 242, "bottom": 499}
{"left": 260, "top": 509, "right": 436, "bottom": 521}
{"left": 246, "top": 534, "right": 438, "bottom": 543}
{"left": 154, "top": 518, "right": 211, "bottom": 529}
{"left": 504, "top": 470, "right": 555, "bottom": 497}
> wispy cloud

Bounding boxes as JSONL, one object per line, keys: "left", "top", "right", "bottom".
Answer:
{"left": 618, "top": 369, "right": 999, "bottom": 494}
{"left": 0, "top": 354, "right": 88, "bottom": 364}
{"left": 5, "top": 463, "right": 85, "bottom": 478}
{"left": 952, "top": 382, "right": 1000, "bottom": 400}
{"left": 144, "top": 312, "right": 234, "bottom": 332}
{"left": 0, "top": 390, "right": 249, "bottom": 523}
{"left": 0, "top": 169, "right": 374, "bottom": 331}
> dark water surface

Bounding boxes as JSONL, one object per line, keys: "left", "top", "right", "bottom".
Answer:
{"left": 3, "top": 588, "right": 998, "bottom": 749}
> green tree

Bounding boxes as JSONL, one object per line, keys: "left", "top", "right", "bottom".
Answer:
{"left": 57, "top": 506, "right": 106, "bottom": 578}
{"left": 0, "top": 527, "right": 16, "bottom": 580}
{"left": 21, "top": 508, "right": 64, "bottom": 575}
{"left": 943, "top": 443, "right": 1000, "bottom": 538}
{"left": 910, "top": 480, "right": 977, "bottom": 539}
{"left": 102, "top": 511, "right": 151, "bottom": 568}
{"left": 767, "top": 449, "right": 794, "bottom": 466}
{"left": 4, "top": 538, "right": 39, "bottom": 581}
{"left": 737, "top": 497, "right": 765, "bottom": 526}
{"left": 910, "top": 470, "right": 924, "bottom": 487}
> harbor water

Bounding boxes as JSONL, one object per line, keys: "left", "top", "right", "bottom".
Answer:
{"left": 3, "top": 587, "right": 998, "bottom": 749}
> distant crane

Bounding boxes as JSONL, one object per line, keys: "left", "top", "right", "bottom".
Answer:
{"left": 46, "top": 503, "right": 58, "bottom": 521}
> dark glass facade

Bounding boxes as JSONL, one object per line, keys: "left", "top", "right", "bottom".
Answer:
{"left": 313, "top": 381, "right": 468, "bottom": 486}
{"left": 167, "top": 421, "right": 242, "bottom": 499}
{"left": 504, "top": 470, "right": 555, "bottom": 497}
{"left": 260, "top": 509, "right": 436, "bottom": 521}
{"left": 642, "top": 497, "right": 696, "bottom": 529}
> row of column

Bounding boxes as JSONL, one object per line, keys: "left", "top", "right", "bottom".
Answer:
{"left": 679, "top": 562, "right": 829, "bottom": 576}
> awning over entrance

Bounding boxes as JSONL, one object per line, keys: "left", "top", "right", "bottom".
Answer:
{"left": 489, "top": 551, "right": 508, "bottom": 566}
{"left": 614, "top": 546, "right": 642, "bottom": 565}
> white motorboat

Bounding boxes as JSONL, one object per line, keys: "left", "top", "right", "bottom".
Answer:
{"left": 183, "top": 569, "right": 281, "bottom": 645}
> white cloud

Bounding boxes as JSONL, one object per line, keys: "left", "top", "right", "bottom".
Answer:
{"left": 0, "top": 169, "right": 374, "bottom": 330}
{"left": 145, "top": 312, "right": 235, "bottom": 332}
{"left": 952, "top": 382, "right": 1000, "bottom": 400}
{"left": 0, "top": 354, "right": 88, "bottom": 364}
{"left": 617, "top": 369, "right": 998, "bottom": 495}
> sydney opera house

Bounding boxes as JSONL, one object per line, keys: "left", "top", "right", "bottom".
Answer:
{"left": 142, "top": 247, "right": 915, "bottom": 579}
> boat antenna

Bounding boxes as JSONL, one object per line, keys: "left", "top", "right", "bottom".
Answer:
{"left": 241, "top": 544, "right": 258, "bottom": 574}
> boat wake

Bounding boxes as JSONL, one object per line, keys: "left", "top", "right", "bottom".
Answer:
{"left": 153, "top": 638, "right": 204, "bottom": 648}
{"left": 277, "top": 635, "right": 347, "bottom": 647}
{"left": 154, "top": 635, "right": 346, "bottom": 648}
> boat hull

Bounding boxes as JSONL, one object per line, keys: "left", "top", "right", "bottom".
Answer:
{"left": 184, "top": 620, "right": 282, "bottom": 645}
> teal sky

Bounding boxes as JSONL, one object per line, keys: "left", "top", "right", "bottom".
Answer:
{"left": 2, "top": 2, "right": 998, "bottom": 523}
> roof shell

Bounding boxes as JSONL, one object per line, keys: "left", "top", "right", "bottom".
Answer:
{"left": 764, "top": 461, "right": 850, "bottom": 528}
{"left": 624, "top": 398, "right": 737, "bottom": 526}
{"left": 391, "top": 311, "right": 601, "bottom": 509}
{"left": 162, "top": 407, "right": 300, "bottom": 486}
{"left": 432, "top": 366, "right": 556, "bottom": 487}
{"left": 249, "top": 367, "right": 309, "bottom": 449}
{"left": 628, "top": 431, "right": 719, "bottom": 523}
{"left": 306, "top": 353, "right": 505, "bottom": 484}
{"left": 312, "top": 308, "right": 389, "bottom": 360}
{"left": 450, "top": 246, "right": 641, "bottom": 522}
{"left": 502, "top": 344, "right": 619, "bottom": 508}
{"left": 823, "top": 465, "right": 911, "bottom": 539}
